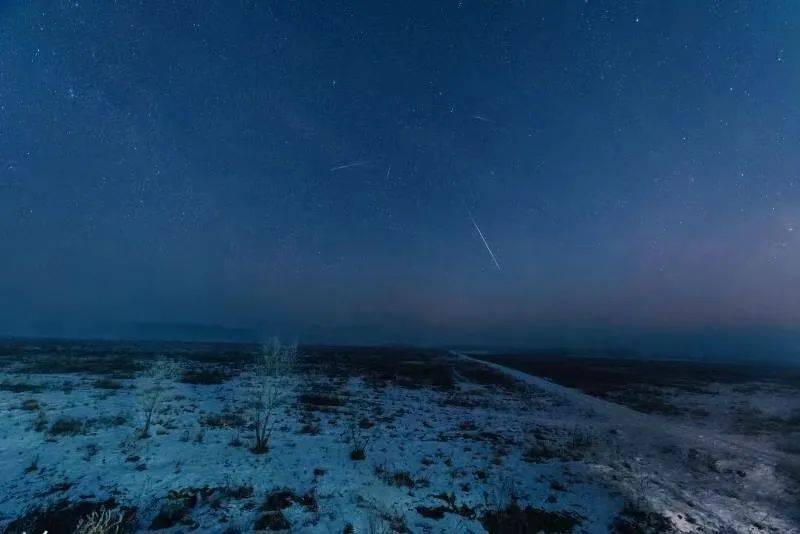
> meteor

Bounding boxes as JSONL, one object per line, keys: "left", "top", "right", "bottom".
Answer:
{"left": 330, "top": 161, "right": 368, "bottom": 172}
{"left": 466, "top": 208, "right": 501, "bottom": 272}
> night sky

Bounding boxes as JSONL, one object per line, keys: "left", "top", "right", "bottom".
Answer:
{"left": 1, "top": 2, "right": 799, "bottom": 353}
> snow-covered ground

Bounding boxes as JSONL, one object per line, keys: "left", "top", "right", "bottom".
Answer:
{"left": 0, "top": 344, "right": 797, "bottom": 533}
{"left": 457, "top": 352, "right": 800, "bottom": 533}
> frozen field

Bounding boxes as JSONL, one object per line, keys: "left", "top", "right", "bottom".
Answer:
{"left": 0, "top": 341, "right": 798, "bottom": 533}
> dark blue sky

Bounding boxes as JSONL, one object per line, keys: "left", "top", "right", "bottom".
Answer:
{"left": 1, "top": 1, "right": 799, "bottom": 351}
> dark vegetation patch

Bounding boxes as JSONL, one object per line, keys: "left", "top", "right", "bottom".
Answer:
{"left": 358, "top": 417, "right": 374, "bottom": 429}
{"left": 43, "top": 413, "right": 127, "bottom": 436}
{"left": 298, "top": 422, "right": 321, "bottom": 434}
{"left": 481, "top": 502, "right": 581, "bottom": 533}
{"left": 253, "top": 488, "right": 317, "bottom": 530}
{"left": 33, "top": 409, "right": 48, "bottom": 432}
{"left": 202, "top": 412, "right": 246, "bottom": 429}
{"left": 175, "top": 343, "right": 257, "bottom": 365}
{"left": 523, "top": 442, "right": 560, "bottom": 463}
{"left": 417, "top": 505, "right": 449, "bottom": 519}
{"left": 419, "top": 492, "right": 476, "bottom": 520}
{"left": 25, "top": 455, "right": 39, "bottom": 474}
{"left": 300, "top": 346, "right": 455, "bottom": 390}
{"left": 150, "top": 487, "right": 209, "bottom": 530}
{"left": 93, "top": 377, "right": 123, "bottom": 390}
{"left": 387, "top": 470, "right": 415, "bottom": 488}
{"left": 365, "top": 510, "right": 409, "bottom": 533}
{"left": 607, "top": 389, "right": 683, "bottom": 417}
{"left": 4, "top": 498, "right": 136, "bottom": 534}
{"left": 224, "top": 484, "right": 254, "bottom": 500}
{"left": 36, "top": 481, "right": 73, "bottom": 496}
{"left": 0, "top": 381, "right": 43, "bottom": 393}
{"left": 180, "top": 367, "right": 230, "bottom": 385}
{"left": 612, "top": 501, "right": 673, "bottom": 533}
{"left": 49, "top": 416, "right": 86, "bottom": 436}
{"left": 253, "top": 510, "right": 291, "bottom": 530}
{"left": 458, "top": 430, "right": 517, "bottom": 449}
{"left": 347, "top": 420, "right": 369, "bottom": 460}
{"left": 0, "top": 340, "right": 468, "bottom": 394}
{"left": 298, "top": 392, "right": 345, "bottom": 409}
{"left": 522, "top": 428, "right": 593, "bottom": 463}
{"left": 0, "top": 339, "right": 257, "bottom": 379}
{"left": 149, "top": 485, "right": 253, "bottom": 529}
{"left": 21, "top": 354, "right": 142, "bottom": 378}
{"left": 439, "top": 392, "right": 489, "bottom": 408}
{"left": 262, "top": 489, "right": 294, "bottom": 511}
{"left": 261, "top": 488, "right": 317, "bottom": 513}
{"left": 424, "top": 492, "right": 476, "bottom": 519}
{"left": 150, "top": 501, "right": 195, "bottom": 529}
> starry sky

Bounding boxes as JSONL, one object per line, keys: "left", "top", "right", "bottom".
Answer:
{"left": 1, "top": 2, "right": 799, "bottom": 355}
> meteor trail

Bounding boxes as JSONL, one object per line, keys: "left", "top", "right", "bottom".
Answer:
{"left": 466, "top": 208, "right": 501, "bottom": 272}
{"left": 330, "top": 161, "right": 367, "bottom": 172}
{"left": 472, "top": 114, "right": 493, "bottom": 123}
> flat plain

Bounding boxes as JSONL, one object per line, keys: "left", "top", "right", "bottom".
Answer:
{"left": 0, "top": 340, "right": 797, "bottom": 533}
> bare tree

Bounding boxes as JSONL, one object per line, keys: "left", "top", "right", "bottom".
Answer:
{"left": 138, "top": 359, "right": 173, "bottom": 439}
{"left": 251, "top": 338, "right": 297, "bottom": 453}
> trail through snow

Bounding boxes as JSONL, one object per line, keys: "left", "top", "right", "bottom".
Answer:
{"left": 453, "top": 352, "right": 794, "bottom": 467}
{"left": 453, "top": 351, "right": 800, "bottom": 533}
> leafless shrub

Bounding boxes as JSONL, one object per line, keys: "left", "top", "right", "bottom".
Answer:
{"left": 4, "top": 499, "right": 133, "bottom": 534}
{"left": 24, "top": 455, "right": 39, "bottom": 474}
{"left": 523, "top": 440, "right": 559, "bottom": 463}
{"left": 138, "top": 359, "right": 174, "bottom": 439}
{"left": 74, "top": 507, "right": 126, "bottom": 534}
{"left": 33, "top": 408, "right": 48, "bottom": 432}
{"left": 251, "top": 338, "right": 297, "bottom": 453}
{"left": 367, "top": 513, "right": 393, "bottom": 534}
{"left": 347, "top": 415, "right": 370, "bottom": 460}
{"left": 366, "top": 506, "right": 407, "bottom": 533}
